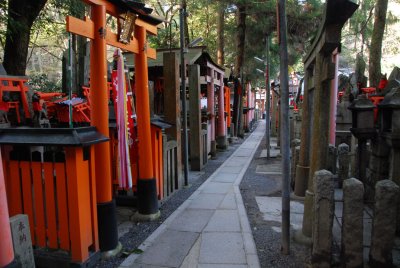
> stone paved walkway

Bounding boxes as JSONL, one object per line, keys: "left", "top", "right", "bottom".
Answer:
{"left": 119, "top": 122, "right": 265, "bottom": 268}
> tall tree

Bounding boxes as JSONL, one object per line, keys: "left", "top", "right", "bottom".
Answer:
{"left": 181, "top": 0, "right": 190, "bottom": 46}
{"left": 369, "top": 0, "right": 388, "bottom": 87}
{"left": 216, "top": 2, "right": 225, "bottom": 66}
{"left": 232, "top": 3, "right": 246, "bottom": 136}
{"left": 3, "top": 0, "right": 48, "bottom": 75}
{"left": 234, "top": 3, "right": 246, "bottom": 78}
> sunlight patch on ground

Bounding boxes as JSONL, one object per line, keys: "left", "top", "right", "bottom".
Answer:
{"left": 255, "top": 196, "right": 304, "bottom": 233}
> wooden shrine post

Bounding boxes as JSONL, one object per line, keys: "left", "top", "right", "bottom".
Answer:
{"left": 66, "top": 0, "right": 161, "bottom": 253}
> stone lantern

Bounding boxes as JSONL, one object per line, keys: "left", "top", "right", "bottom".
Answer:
{"left": 378, "top": 87, "right": 400, "bottom": 184}
{"left": 348, "top": 94, "right": 377, "bottom": 183}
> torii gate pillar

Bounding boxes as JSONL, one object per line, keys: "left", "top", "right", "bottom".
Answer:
{"left": 67, "top": 0, "right": 162, "bottom": 255}
{"left": 0, "top": 152, "right": 15, "bottom": 267}
{"left": 89, "top": 4, "right": 119, "bottom": 255}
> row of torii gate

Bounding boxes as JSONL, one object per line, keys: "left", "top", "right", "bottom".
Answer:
{"left": 0, "top": 0, "right": 257, "bottom": 266}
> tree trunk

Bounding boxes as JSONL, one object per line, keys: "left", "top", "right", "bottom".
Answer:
{"left": 73, "top": 4, "right": 86, "bottom": 95}
{"left": 217, "top": 3, "right": 225, "bottom": 66}
{"left": 181, "top": 0, "right": 190, "bottom": 46}
{"left": 234, "top": 4, "right": 246, "bottom": 78}
{"left": 3, "top": 0, "right": 48, "bottom": 75}
{"left": 368, "top": 0, "right": 388, "bottom": 87}
{"left": 232, "top": 4, "right": 246, "bottom": 136}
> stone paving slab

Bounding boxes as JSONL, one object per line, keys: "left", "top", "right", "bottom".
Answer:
{"left": 187, "top": 193, "right": 225, "bottom": 209}
{"left": 235, "top": 148, "right": 254, "bottom": 157}
{"left": 219, "top": 166, "right": 243, "bottom": 174}
{"left": 224, "top": 157, "right": 247, "bottom": 166}
{"left": 199, "top": 232, "right": 246, "bottom": 264}
{"left": 134, "top": 230, "right": 199, "bottom": 267}
{"left": 168, "top": 209, "right": 214, "bottom": 233}
{"left": 211, "top": 172, "right": 239, "bottom": 183}
{"left": 204, "top": 210, "right": 241, "bottom": 232}
{"left": 198, "top": 265, "right": 248, "bottom": 268}
{"left": 200, "top": 181, "right": 233, "bottom": 194}
{"left": 219, "top": 193, "right": 237, "bottom": 210}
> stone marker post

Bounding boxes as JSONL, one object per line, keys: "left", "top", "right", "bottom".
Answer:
{"left": 327, "top": 144, "right": 337, "bottom": 174}
{"left": 369, "top": 179, "right": 399, "bottom": 267}
{"left": 342, "top": 178, "right": 364, "bottom": 268}
{"left": 10, "top": 214, "right": 35, "bottom": 268}
{"left": 312, "top": 170, "right": 334, "bottom": 268}
{"left": 338, "top": 143, "right": 350, "bottom": 188}
{"left": 291, "top": 139, "right": 300, "bottom": 189}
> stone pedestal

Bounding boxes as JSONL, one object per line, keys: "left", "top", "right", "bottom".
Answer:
{"left": 369, "top": 180, "right": 399, "bottom": 267}
{"left": 342, "top": 178, "right": 364, "bottom": 268}
{"left": 312, "top": 170, "right": 334, "bottom": 268}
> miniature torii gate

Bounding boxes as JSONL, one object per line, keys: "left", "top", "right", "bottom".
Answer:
{"left": 66, "top": 0, "right": 162, "bottom": 253}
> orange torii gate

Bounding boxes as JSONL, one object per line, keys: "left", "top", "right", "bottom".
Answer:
{"left": 66, "top": 0, "right": 162, "bottom": 254}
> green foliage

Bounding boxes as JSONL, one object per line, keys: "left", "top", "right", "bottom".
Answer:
{"left": 0, "top": 1, "right": 8, "bottom": 50}
{"left": 27, "top": 73, "right": 62, "bottom": 92}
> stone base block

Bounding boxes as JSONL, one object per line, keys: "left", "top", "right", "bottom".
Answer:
{"left": 210, "top": 140, "right": 217, "bottom": 157}
{"left": 216, "top": 135, "right": 228, "bottom": 150}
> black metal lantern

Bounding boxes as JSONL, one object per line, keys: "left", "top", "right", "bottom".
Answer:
{"left": 348, "top": 94, "right": 376, "bottom": 140}
{"left": 378, "top": 87, "right": 400, "bottom": 134}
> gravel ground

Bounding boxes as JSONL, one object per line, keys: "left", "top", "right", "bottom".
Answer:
{"left": 95, "top": 136, "right": 245, "bottom": 268}
{"left": 240, "top": 134, "right": 312, "bottom": 268}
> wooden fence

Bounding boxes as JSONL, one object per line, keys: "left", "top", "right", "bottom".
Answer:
{"left": 3, "top": 146, "right": 98, "bottom": 263}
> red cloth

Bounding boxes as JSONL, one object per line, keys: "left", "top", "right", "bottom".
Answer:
{"left": 378, "top": 78, "right": 388, "bottom": 90}
{"left": 0, "top": 101, "right": 9, "bottom": 112}
{"left": 33, "top": 102, "right": 41, "bottom": 112}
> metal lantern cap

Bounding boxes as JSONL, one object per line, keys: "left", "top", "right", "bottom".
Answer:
{"left": 348, "top": 94, "right": 375, "bottom": 111}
